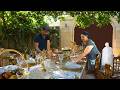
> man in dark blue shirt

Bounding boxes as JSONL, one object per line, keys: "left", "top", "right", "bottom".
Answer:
{"left": 34, "top": 26, "right": 51, "bottom": 51}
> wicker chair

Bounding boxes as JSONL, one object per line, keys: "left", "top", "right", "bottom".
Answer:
{"left": 94, "top": 54, "right": 105, "bottom": 79}
{"left": 111, "top": 56, "right": 120, "bottom": 79}
{"left": 94, "top": 55, "right": 120, "bottom": 79}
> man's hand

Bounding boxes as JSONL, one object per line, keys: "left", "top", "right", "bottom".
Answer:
{"left": 0, "top": 48, "right": 4, "bottom": 51}
{"left": 35, "top": 48, "right": 41, "bottom": 53}
{"left": 47, "top": 40, "right": 51, "bottom": 50}
{"left": 34, "top": 42, "right": 40, "bottom": 53}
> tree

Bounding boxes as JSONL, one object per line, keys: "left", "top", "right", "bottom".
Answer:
{"left": 1, "top": 11, "right": 120, "bottom": 30}
{"left": 0, "top": 11, "right": 120, "bottom": 52}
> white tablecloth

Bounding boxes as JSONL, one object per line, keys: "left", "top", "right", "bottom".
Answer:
{"left": 21, "top": 61, "right": 86, "bottom": 79}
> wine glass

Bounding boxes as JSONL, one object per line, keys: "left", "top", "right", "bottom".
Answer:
{"left": 58, "top": 53, "right": 64, "bottom": 64}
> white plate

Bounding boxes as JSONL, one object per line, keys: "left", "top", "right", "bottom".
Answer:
{"left": 0, "top": 67, "right": 5, "bottom": 74}
{"left": 64, "top": 61, "right": 81, "bottom": 69}
{"left": 3, "top": 65, "right": 19, "bottom": 71}
{"left": 52, "top": 70, "right": 79, "bottom": 79}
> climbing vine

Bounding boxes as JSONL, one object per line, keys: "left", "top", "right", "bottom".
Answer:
{"left": 0, "top": 11, "right": 120, "bottom": 51}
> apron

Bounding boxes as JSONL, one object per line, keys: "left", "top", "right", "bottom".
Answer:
{"left": 86, "top": 53, "right": 101, "bottom": 74}
{"left": 86, "top": 59, "right": 96, "bottom": 73}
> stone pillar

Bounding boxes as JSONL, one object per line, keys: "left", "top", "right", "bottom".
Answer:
{"left": 60, "top": 16, "right": 76, "bottom": 49}
{"left": 111, "top": 17, "right": 120, "bottom": 56}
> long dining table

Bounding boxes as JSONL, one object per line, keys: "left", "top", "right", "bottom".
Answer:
{"left": 20, "top": 58, "right": 87, "bottom": 79}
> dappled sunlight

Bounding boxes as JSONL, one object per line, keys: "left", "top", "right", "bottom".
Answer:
{"left": 113, "top": 49, "right": 120, "bottom": 57}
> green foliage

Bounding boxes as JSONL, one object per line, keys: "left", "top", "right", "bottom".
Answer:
{"left": 49, "top": 28, "right": 60, "bottom": 49}
{"left": 0, "top": 11, "right": 120, "bottom": 31}
{"left": 0, "top": 11, "right": 120, "bottom": 51}
{"left": 68, "top": 11, "right": 120, "bottom": 28}
{"left": 76, "top": 11, "right": 95, "bottom": 28}
{"left": 0, "top": 11, "right": 47, "bottom": 51}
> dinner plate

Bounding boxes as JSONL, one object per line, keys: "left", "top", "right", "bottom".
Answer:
{"left": 3, "top": 65, "right": 19, "bottom": 71}
{"left": 52, "top": 70, "right": 80, "bottom": 79}
{"left": 63, "top": 61, "right": 81, "bottom": 69}
{"left": 0, "top": 67, "right": 5, "bottom": 74}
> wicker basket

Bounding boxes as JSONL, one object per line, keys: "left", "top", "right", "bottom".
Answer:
{"left": 0, "top": 49, "right": 25, "bottom": 67}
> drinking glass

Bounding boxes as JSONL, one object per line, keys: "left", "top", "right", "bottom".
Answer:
{"left": 58, "top": 54, "right": 64, "bottom": 64}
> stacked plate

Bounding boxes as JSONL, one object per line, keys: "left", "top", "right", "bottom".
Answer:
{"left": 3, "top": 65, "right": 19, "bottom": 72}
{"left": 63, "top": 61, "right": 81, "bottom": 70}
{"left": 51, "top": 70, "right": 81, "bottom": 79}
{"left": 0, "top": 67, "right": 5, "bottom": 74}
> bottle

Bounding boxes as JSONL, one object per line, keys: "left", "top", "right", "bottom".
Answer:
{"left": 101, "top": 42, "right": 113, "bottom": 67}
{"left": 41, "top": 61, "right": 46, "bottom": 72}
{"left": 24, "top": 53, "right": 29, "bottom": 60}
{"left": 24, "top": 48, "right": 29, "bottom": 60}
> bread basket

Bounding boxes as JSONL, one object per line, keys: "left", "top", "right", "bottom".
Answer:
{"left": 0, "top": 49, "right": 25, "bottom": 67}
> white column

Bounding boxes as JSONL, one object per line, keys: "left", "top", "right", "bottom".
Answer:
{"left": 111, "top": 17, "right": 120, "bottom": 56}
{"left": 60, "top": 16, "right": 76, "bottom": 49}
